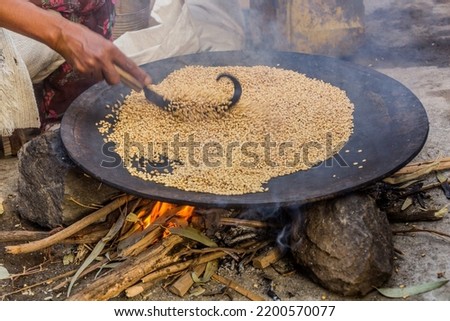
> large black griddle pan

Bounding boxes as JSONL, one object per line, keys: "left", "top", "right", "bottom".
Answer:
{"left": 61, "top": 51, "right": 429, "bottom": 208}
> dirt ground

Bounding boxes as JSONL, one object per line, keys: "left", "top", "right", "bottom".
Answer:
{"left": 1, "top": 0, "right": 450, "bottom": 301}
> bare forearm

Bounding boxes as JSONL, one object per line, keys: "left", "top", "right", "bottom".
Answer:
{"left": 0, "top": 0, "right": 150, "bottom": 86}
{"left": 0, "top": 0, "right": 67, "bottom": 51}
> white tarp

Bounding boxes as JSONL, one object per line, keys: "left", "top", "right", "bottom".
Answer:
{"left": 114, "top": 0, "right": 245, "bottom": 65}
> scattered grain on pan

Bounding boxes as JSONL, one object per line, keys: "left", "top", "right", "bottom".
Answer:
{"left": 98, "top": 65, "right": 355, "bottom": 195}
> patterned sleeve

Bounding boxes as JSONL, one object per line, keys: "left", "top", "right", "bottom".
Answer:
{"left": 39, "top": 0, "right": 107, "bottom": 14}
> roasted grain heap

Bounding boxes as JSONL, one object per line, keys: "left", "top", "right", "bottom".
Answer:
{"left": 98, "top": 65, "right": 354, "bottom": 195}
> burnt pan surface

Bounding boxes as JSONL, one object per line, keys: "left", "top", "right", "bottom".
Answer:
{"left": 61, "top": 51, "right": 429, "bottom": 208}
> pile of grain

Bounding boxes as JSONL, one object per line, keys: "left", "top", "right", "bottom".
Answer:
{"left": 157, "top": 69, "right": 237, "bottom": 121}
{"left": 98, "top": 65, "right": 354, "bottom": 195}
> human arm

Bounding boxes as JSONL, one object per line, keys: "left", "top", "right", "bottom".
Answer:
{"left": 0, "top": 0, "right": 151, "bottom": 86}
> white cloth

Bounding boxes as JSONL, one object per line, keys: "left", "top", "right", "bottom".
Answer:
{"left": 0, "top": 29, "right": 40, "bottom": 136}
{"left": 9, "top": 31, "right": 65, "bottom": 84}
{"left": 8, "top": 10, "right": 65, "bottom": 84}
{"left": 114, "top": 0, "right": 245, "bottom": 66}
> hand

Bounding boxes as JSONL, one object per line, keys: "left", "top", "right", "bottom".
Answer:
{"left": 53, "top": 19, "right": 151, "bottom": 86}
{"left": 0, "top": 0, "right": 150, "bottom": 87}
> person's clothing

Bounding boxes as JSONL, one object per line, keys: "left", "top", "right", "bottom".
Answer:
{"left": 37, "top": 0, "right": 116, "bottom": 125}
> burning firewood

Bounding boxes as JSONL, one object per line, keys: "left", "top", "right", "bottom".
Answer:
{"left": 5, "top": 195, "right": 134, "bottom": 254}
{"left": 68, "top": 234, "right": 185, "bottom": 300}
{"left": 3, "top": 192, "right": 280, "bottom": 301}
{"left": 118, "top": 205, "right": 194, "bottom": 257}
{"left": 127, "top": 251, "right": 227, "bottom": 298}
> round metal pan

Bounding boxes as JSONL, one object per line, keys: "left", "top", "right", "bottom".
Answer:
{"left": 60, "top": 51, "right": 429, "bottom": 208}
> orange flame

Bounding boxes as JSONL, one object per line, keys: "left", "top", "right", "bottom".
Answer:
{"left": 141, "top": 201, "right": 177, "bottom": 228}
{"left": 121, "top": 201, "right": 195, "bottom": 240}
{"left": 162, "top": 205, "right": 195, "bottom": 237}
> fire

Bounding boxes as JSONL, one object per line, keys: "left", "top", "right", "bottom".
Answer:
{"left": 120, "top": 200, "right": 195, "bottom": 241}
{"left": 141, "top": 201, "right": 176, "bottom": 228}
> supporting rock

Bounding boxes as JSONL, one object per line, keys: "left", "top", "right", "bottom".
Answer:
{"left": 290, "top": 193, "right": 393, "bottom": 297}
{"left": 16, "top": 130, "right": 120, "bottom": 229}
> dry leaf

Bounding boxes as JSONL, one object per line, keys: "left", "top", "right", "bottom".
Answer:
{"left": 377, "top": 279, "right": 449, "bottom": 298}
{"left": 436, "top": 172, "right": 448, "bottom": 184}
{"left": 125, "top": 213, "right": 140, "bottom": 223}
{"left": 398, "top": 180, "right": 421, "bottom": 189}
{"left": 169, "top": 226, "right": 218, "bottom": 248}
{"left": 74, "top": 244, "right": 90, "bottom": 264}
{"left": 0, "top": 266, "right": 10, "bottom": 280}
{"left": 189, "top": 286, "right": 206, "bottom": 297}
{"left": 401, "top": 197, "right": 413, "bottom": 211}
{"left": 63, "top": 254, "right": 75, "bottom": 266}
{"left": 67, "top": 212, "right": 126, "bottom": 297}
{"left": 192, "top": 260, "right": 219, "bottom": 283}
{"left": 434, "top": 206, "right": 448, "bottom": 219}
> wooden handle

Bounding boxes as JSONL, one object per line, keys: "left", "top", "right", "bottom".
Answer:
{"left": 114, "top": 65, "right": 143, "bottom": 92}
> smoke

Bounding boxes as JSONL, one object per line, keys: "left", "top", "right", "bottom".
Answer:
{"left": 243, "top": 0, "right": 366, "bottom": 57}
{"left": 238, "top": 204, "right": 306, "bottom": 252}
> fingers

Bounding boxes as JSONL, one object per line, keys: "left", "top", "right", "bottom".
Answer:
{"left": 58, "top": 25, "right": 151, "bottom": 87}
{"left": 101, "top": 64, "right": 121, "bottom": 85}
{"left": 100, "top": 45, "right": 152, "bottom": 87}
{"left": 114, "top": 54, "right": 152, "bottom": 85}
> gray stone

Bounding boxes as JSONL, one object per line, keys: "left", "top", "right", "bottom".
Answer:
{"left": 17, "top": 130, "right": 120, "bottom": 228}
{"left": 290, "top": 193, "right": 393, "bottom": 297}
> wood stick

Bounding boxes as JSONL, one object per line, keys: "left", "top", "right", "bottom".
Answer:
{"left": 0, "top": 230, "right": 108, "bottom": 244}
{"left": 168, "top": 264, "right": 207, "bottom": 297}
{"left": 384, "top": 162, "right": 440, "bottom": 185}
{"left": 391, "top": 157, "right": 450, "bottom": 177}
{"left": 127, "top": 251, "right": 227, "bottom": 298}
{"left": 1, "top": 270, "right": 75, "bottom": 300}
{"left": 67, "top": 234, "right": 184, "bottom": 301}
{"left": 211, "top": 274, "right": 266, "bottom": 301}
{"left": 62, "top": 230, "right": 109, "bottom": 244}
{"left": 0, "top": 230, "right": 49, "bottom": 243}
{"left": 387, "top": 208, "right": 447, "bottom": 222}
{"left": 5, "top": 195, "right": 134, "bottom": 254}
{"left": 119, "top": 226, "right": 164, "bottom": 257}
{"left": 118, "top": 206, "right": 181, "bottom": 257}
{"left": 141, "top": 251, "right": 226, "bottom": 283}
{"left": 219, "top": 217, "right": 278, "bottom": 229}
{"left": 252, "top": 247, "right": 285, "bottom": 269}
{"left": 119, "top": 200, "right": 154, "bottom": 240}
{"left": 392, "top": 227, "right": 450, "bottom": 239}
{"left": 399, "top": 181, "right": 446, "bottom": 198}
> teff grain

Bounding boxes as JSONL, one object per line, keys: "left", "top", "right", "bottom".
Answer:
{"left": 98, "top": 65, "right": 354, "bottom": 195}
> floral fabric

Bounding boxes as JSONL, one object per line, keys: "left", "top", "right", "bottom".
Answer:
{"left": 36, "top": 0, "right": 116, "bottom": 125}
